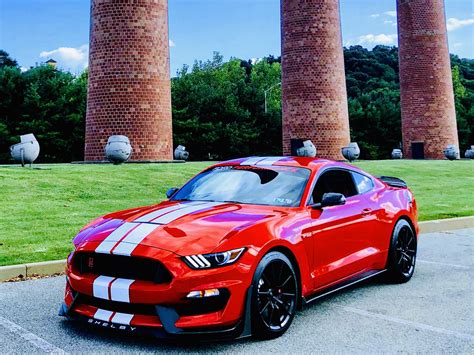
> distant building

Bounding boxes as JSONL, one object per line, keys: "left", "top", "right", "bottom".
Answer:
{"left": 45, "top": 59, "right": 57, "bottom": 69}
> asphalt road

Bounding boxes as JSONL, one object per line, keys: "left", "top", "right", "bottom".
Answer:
{"left": 1, "top": 228, "right": 473, "bottom": 353}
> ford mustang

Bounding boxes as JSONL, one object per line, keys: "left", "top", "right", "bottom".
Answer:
{"left": 59, "top": 156, "right": 418, "bottom": 340}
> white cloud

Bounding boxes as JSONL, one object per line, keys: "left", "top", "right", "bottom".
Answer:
{"left": 357, "top": 33, "right": 398, "bottom": 45}
{"left": 39, "top": 45, "right": 88, "bottom": 72}
{"left": 384, "top": 20, "right": 394, "bottom": 25}
{"left": 169, "top": 39, "right": 176, "bottom": 47}
{"left": 452, "top": 42, "right": 463, "bottom": 49}
{"left": 370, "top": 14, "right": 380, "bottom": 18}
{"left": 384, "top": 11, "right": 397, "bottom": 17}
{"left": 446, "top": 18, "right": 474, "bottom": 31}
{"left": 20, "top": 66, "right": 28, "bottom": 73}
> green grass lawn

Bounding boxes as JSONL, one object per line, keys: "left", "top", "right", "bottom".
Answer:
{"left": 0, "top": 160, "right": 472, "bottom": 266}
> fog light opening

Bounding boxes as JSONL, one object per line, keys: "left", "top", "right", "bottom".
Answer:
{"left": 187, "top": 288, "right": 220, "bottom": 299}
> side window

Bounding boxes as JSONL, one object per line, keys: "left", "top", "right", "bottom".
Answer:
{"left": 310, "top": 170, "right": 358, "bottom": 204}
{"left": 352, "top": 172, "right": 374, "bottom": 194}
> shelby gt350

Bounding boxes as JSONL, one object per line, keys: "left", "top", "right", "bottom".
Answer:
{"left": 60, "top": 156, "right": 418, "bottom": 339}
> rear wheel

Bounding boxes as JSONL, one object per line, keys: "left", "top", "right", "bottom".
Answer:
{"left": 251, "top": 251, "right": 298, "bottom": 339}
{"left": 386, "top": 219, "right": 417, "bottom": 283}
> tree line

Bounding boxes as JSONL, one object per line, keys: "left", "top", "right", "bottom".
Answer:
{"left": 0, "top": 46, "right": 472, "bottom": 163}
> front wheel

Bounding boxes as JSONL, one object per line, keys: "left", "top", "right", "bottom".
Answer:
{"left": 386, "top": 219, "right": 417, "bottom": 283}
{"left": 251, "top": 251, "right": 298, "bottom": 339}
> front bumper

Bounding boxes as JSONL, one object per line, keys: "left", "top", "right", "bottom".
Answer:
{"left": 59, "top": 286, "right": 253, "bottom": 340}
{"left": 60, "top": 244, "right": 255, "bottom": 339}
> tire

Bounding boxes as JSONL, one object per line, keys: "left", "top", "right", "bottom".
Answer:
{"left": 386, "top": 219, "right": 417, "bottom": 283}
{"left": 251, "top": 251, "right": 298, "bottom": 339}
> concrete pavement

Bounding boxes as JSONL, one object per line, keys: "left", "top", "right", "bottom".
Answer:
{"left": 0, "top": 228, "right": 472, "bottom": 353}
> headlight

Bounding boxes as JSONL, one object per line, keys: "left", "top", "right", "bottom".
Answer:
{"left": 182, "top": 248, "right": 246, "bottom": 269}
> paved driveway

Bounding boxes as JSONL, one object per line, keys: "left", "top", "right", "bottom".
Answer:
{"left": 1, "top": 228, "right": 473, "bottom": 353}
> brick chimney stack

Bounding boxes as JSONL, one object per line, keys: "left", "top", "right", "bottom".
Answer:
{"left": 397, "top": 0, "right": 459, "bottom": 159}
{"left": 85, "top": 0, "right": 173, "bottom": 161}
{"left": 281, "top": 0, "right": 350, "bottom": 160}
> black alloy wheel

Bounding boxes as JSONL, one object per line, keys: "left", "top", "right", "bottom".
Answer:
{"left": 386, "top": 219, "right": 417, "bottom": 283}
{"left": 251, "top": 252, "right": 298, "bottom": 339}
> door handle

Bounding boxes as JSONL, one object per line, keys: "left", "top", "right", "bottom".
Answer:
{"left": 361, "top": 208, "right": 372, "bottom": 216}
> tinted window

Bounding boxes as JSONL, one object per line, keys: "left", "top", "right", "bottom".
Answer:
{"left": 172, "top": 166, "right": 310, "bottom": 207}
{"left": 352, "top": 172, "right": 374, "bottom": 194}
{"left": 310, "top": 170, "right": 358, "bottom": 204}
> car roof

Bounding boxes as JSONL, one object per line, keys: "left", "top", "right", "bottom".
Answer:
{"left": 214, "top": 156, "right": 339, "bottom": 172}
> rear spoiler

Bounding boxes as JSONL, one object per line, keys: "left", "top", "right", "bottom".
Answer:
{"left": 377, "top": 176, "right": 407, "bottom": 188}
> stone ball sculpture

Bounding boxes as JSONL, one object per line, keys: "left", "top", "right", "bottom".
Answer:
{"left": 174, "top": 145, "right": 189, "bottom": 161}
{"left": 105, "top": 135, "right": 132, "bottom": 164}
{"left": 295, "top": 140, "right": 317, "bottom": 158}
{"left": 10, "top": 133, "right": 40, "bottom": 167}
{"left": 341, "top": 142, "right": 360, "bottom": 162}
{"left": 443, "top": 144, "right": 459, "bottom": 161}
{"left": 465, "top": 146, "right": 474, "bottom": 159}
{"left": 391, "top": 149, "right": 403, "bottom": 159}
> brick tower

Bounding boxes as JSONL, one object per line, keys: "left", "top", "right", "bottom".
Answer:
{"left": 397, "top": 0, "right": 459, "bottom": 159}
{"left": 85, "top": 0, "right": 173, "bottom": 161}
{"left": 281, "top": 0, "right": 350, "bottom": 160}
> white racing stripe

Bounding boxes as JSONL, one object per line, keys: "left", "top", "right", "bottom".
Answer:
{"left": 92, "top": 276, "right": 114, "bottom": 300}
{"left": 94, "top": 309, "right": 114, "bottom": 322}
{"left": 111, "top": 312, "right": 134, "bottom": 325}
{"left": 95, "top": 223, "right": 138, "bottom": 254}
{"left": 149, "top": 202, "right": 223, "bottom": 225}
{"left": 96, "top": 202, "right": 222, "bottom": 257}
{"left": 255, "top": 156, "right": 285, "bottom": 166}
{"left": 111, "top": 223, "right": 161, "bottom": 256}
{"left": 110, "top": 278, "right": 135, "bottom": 303}
{"left": 134, "top": 201, "right": 204, "bottom": 223}
{"left": 240, "top": 157, "right": 266, "bottom": 165}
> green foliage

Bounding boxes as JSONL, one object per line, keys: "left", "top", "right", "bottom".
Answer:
{"left": 0, "top": 62, "right": 87, "bottom": 162}
{"left": 0, "top": 50, "right": 18, "bottom": 68}
{"left": 171, "top": 52, "right": 281, "bottom": 160}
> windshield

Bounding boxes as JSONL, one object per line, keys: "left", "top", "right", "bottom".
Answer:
{"left": 171, "top": 165, "right": 311, "bottom": 207}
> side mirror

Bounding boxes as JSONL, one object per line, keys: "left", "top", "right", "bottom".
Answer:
{"left": 166, "top": 187, "right": 179, "bottom": 199}
{"left": 312, "top": 193, "right": 346, "bottom": 209}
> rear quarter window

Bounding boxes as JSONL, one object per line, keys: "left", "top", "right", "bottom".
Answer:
{"left": 352, "top": 172, "right": 374, "bottom": 194}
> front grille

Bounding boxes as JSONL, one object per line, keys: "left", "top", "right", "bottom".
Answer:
{"left": 73, "top": 291, "right": 230, "bottom": 318}
{"left": 73, "top": 252, "right": 172, "bottom": 283}
{"left": 77, "top": 293, "right": 157, "bottom": 316}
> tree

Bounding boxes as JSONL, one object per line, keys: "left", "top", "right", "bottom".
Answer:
{"left": 0, "top": 50, "right": 18, "bottom": 68}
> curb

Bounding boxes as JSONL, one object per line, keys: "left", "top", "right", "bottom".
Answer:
{"left": 0, "top": 260, "right": 65, "bottom": 282}
{"left": 418, "top": 216, "right": 474, "bottom": 234}
{"left": 1, "top": 217, "right": 473, "bottom": 282}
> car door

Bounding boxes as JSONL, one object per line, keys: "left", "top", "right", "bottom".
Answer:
{"left": 307, "top": 169, "right": 378, "bottom": 291}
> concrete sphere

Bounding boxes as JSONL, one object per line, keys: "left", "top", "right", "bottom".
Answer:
{"left": 391, "top": 149, "right": 403, "bottom": 159}
{"left": 342, "top": 142, "right": 360, "bottom": 162}
{"left": 443, "top": 144, "right": 459, "bottom": 161}
{"left": 296, "top": 140, "right": 317, "bottom": 158}
{"left": 105, "top": 135, "right": 132, "bottom": 164}
{"left": 174, "top": 145, "right": 189, "bottom": 161}
{"left": 465, "top": 146, "right": 474, "bottom": 159}
{"left": 10, "top": 134, "right": 40, "bottom": 166}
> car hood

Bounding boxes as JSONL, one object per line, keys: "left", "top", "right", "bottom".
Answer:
{"left": 74, "top": 201, "right": 285, "bottom": 256}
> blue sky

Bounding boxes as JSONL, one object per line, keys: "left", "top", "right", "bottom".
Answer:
{"left": 1, "top": 0, "right": 473, "bottom": 75}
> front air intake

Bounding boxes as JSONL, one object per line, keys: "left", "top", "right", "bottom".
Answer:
{"left": 73, "top": 252, "right": 172, "bottom": 284}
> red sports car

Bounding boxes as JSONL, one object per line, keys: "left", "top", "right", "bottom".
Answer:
{"left": 60, "top": 156, "right": 418, "bottom": 340}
